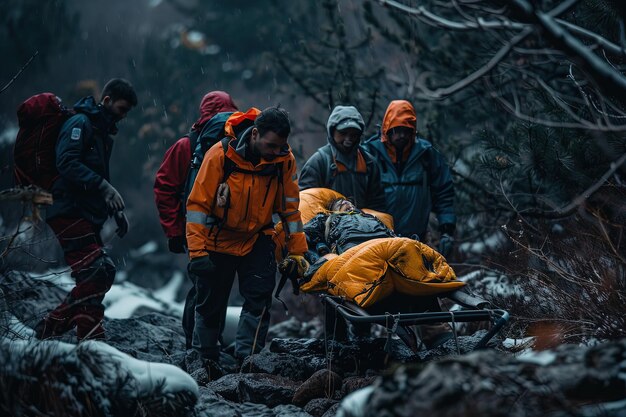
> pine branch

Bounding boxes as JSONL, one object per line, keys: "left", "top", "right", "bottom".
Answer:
{"left": 520, "top": 152, "right": 626, "bottom": 218}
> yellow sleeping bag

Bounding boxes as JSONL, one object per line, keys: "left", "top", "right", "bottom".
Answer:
{"left": 300, "top": 237, "right": 464, "bottom": 307}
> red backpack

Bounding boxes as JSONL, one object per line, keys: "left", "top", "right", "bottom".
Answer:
{"left": 13, "top": 93, "right": 75, "bottom": 190}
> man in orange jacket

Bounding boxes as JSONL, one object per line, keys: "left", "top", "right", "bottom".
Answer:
{"left": 186, "top": 106, "right": 308, "bottom": 368}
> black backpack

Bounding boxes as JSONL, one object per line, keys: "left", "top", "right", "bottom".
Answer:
{"left": 181, "top": 112, "right": 235, "bottom": 214}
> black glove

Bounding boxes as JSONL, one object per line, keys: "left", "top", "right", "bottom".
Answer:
{"left": 98, "top": 179, "right": 125, "bottom": 212}
{"left": 168, "top": 235, "right": 186, "bottom": 254}
{"left": 113, "top": 211, "right": 129, "bottom": 238}
{"left": 438, "top": 233, "right": 454, "bottom": 258}
{"left": 278, "top": 254, "right": 309, "bottom": 279}
{"left": 188, "top": 255, "right": 215, "bottom": 276}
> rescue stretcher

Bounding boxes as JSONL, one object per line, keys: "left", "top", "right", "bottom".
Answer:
{"left": 275, "top": 188, "right": 509, "bottom": 353}
{"left": 320, "top": 290, "right": 509, "bottom": 353}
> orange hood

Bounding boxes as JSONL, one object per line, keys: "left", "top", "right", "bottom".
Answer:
{"left": 381, "top": 100, "right": 417, "bottom": 163}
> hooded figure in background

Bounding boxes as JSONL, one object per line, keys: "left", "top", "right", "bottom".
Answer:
{"left": 363, "top": 100, "right": 456, "bottom": 257}
{"left": 298, "top": 105, "right": 386, "bottom": 212}
{"left": 153, "top": 91, "right": 238, "bottom": 350}
{"left": 154, "top": 91, "right": 238, "bottom": 253}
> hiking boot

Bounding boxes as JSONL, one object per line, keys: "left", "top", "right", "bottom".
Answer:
{"left": 202, "top": 358, "right": 226, "bottom": 381}
{"left": 74, "top": 305, "right": 106, "bottom": 341}
{"left": 34, "top": 314, "right": 75, "bottom": 340}
{"left": 34, "top": 302, "right": 77, "bottom": 340}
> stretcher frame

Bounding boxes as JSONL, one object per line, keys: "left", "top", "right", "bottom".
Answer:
{"left": 320, "top": 290, "right": 509, "bottom": 353}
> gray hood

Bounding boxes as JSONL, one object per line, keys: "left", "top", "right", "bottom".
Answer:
{"left": 325, "top": 106, "right": 366, "bottom": 170}
{"left": 326, "top": 105, "right": 365, "bottom": 141}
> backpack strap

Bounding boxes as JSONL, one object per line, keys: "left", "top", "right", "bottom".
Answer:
{"left": 214, "top": 137, "right": 282, "bottom": 242}
{"left": 325, "top": 148, "right": 368, "bottom": 187}
{"left": 220, "top": 137, "right": 282, "bottom": 181}
{"left": 220, "top": 137, "right": 237, "bottom": 182}
{"left": 187, "top": 129, "right": 201, "bottom": 159}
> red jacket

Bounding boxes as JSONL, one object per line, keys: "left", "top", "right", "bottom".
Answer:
{"left": 154, "top": 91, "right": 237, "bottom": 238}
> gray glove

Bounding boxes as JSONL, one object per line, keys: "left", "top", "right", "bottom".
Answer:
{"left": 98, "top": 179, "right": 125, "bottom": 212}
{"left": 114, "top": 211, "right": 129, "bottom": 238}
{"left": 438, "top": 233, "right": 454, "bottom": 258}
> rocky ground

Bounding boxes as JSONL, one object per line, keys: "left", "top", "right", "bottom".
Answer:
{"left": 2, "top": 270, "right": 626, "bottom": 416}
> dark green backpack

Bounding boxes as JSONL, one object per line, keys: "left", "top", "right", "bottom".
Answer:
{"left": 181, "top": 112, "right": 234, "bottom": 213}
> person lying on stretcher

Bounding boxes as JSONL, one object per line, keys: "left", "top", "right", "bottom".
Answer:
{"left": 300, "top": 197, "right": 455, "bottom": 349}
{"left": 303, "top": 198, "right": 397, "bottom": 264}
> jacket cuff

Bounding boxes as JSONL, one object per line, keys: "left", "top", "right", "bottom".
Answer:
{"left": 438, "top": 223, "right": 456, "bottom": 235}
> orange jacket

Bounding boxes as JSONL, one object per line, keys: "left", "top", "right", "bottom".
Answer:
{"left": 186, "top": 109, "right": 307, "bottom": 258}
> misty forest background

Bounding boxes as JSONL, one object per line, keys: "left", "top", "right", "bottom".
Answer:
{"left": 0, "top": 0, "right": 624, "bottom": 346}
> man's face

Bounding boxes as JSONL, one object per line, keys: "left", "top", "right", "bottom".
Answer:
{"left": 250, "top": 128, "right": 288, "bottom": 161}
{"left": 332, "top": 127, "right": 361, "bottom": 154}
{"left": 330, "top": 199, "right": 355, "bottom": 212}
{"left": 102, "top": 97, "right": 133, "bottom": 122}
{"left": 387, "top": 126, "right": 414, "bottom": 149}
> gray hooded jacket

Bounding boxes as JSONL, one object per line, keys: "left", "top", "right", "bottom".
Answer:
{"left": 298, "top": 106, "right": 386, "bottom": 211}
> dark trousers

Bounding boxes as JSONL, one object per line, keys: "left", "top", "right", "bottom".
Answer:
{"left": 182, "top": 274, "right": 196, "bottom": 349}
{"left": 182, "top": 276, "right": 227, "bottom": 350}
{"left": 191, "top": 234, "right": 277, "bottom": 360}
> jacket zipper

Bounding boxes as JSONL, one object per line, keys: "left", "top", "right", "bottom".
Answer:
{"left": 262, "top": 176, "right": 272, "bottom": 206}
{"left": 244, "top": 186, "right": 251, "bottom": 221}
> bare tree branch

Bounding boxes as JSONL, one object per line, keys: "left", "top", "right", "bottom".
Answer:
{"left": 512, "top": 0, "right": 626, "bottom": 97}
{"left": 556, "top": 19, "right": 626, "bottom": 56}
{"left": 0, "top": 51, "right": 39, "bottom": 95}
{"left": 377, "top": 0, "right": 525, "bottom": 30}
{"left": 489, "top": 88, "right": 626, "bottom": 131}
{"left": 416, "top": 27, "right": 533, "bottom": 99}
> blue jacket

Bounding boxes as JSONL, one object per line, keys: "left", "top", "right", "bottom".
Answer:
{"left": 362, "top": 136, "right": 455, "bottom": 238}
{"left": 299, "top": 106, "right": 386, "bottom": 212}
{"left": 48, "top": 96, "right": 118, "bottom": 226}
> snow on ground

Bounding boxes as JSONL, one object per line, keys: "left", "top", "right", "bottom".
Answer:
{"left": 27, "top": 267, "right": 185, "bottom": 319}
{"left": 459, "top": 230, "right": 506, "bottom": 256}
{"left": 24, "top": 266, "right": 244, "bottom": 345}
{"left": 83, "top": 340, "right": 199, "bottom": 398}
{"left": 104, "top": 277, "right": 184, "bottom": 319}
{"left": 459, "top": 269, "right": 528, "bottom": 301}
{"left": 335, "top": 385, "right": 375, "bottom": 417}
{"left": 517, "top": 349, "right": 557, "bottom": 366}
{"left": 130, "top": 240, "right": 159, "bottom": 257}
{"left": 3, "top": 337, "right": 199, "bottom": 411}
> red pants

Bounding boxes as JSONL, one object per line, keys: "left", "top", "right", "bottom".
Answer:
{"left": 44, "top": 217, "right": 114, "bottom": 339}
{"left": 46, "top": 217, "right": 103, "bottom": 274}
